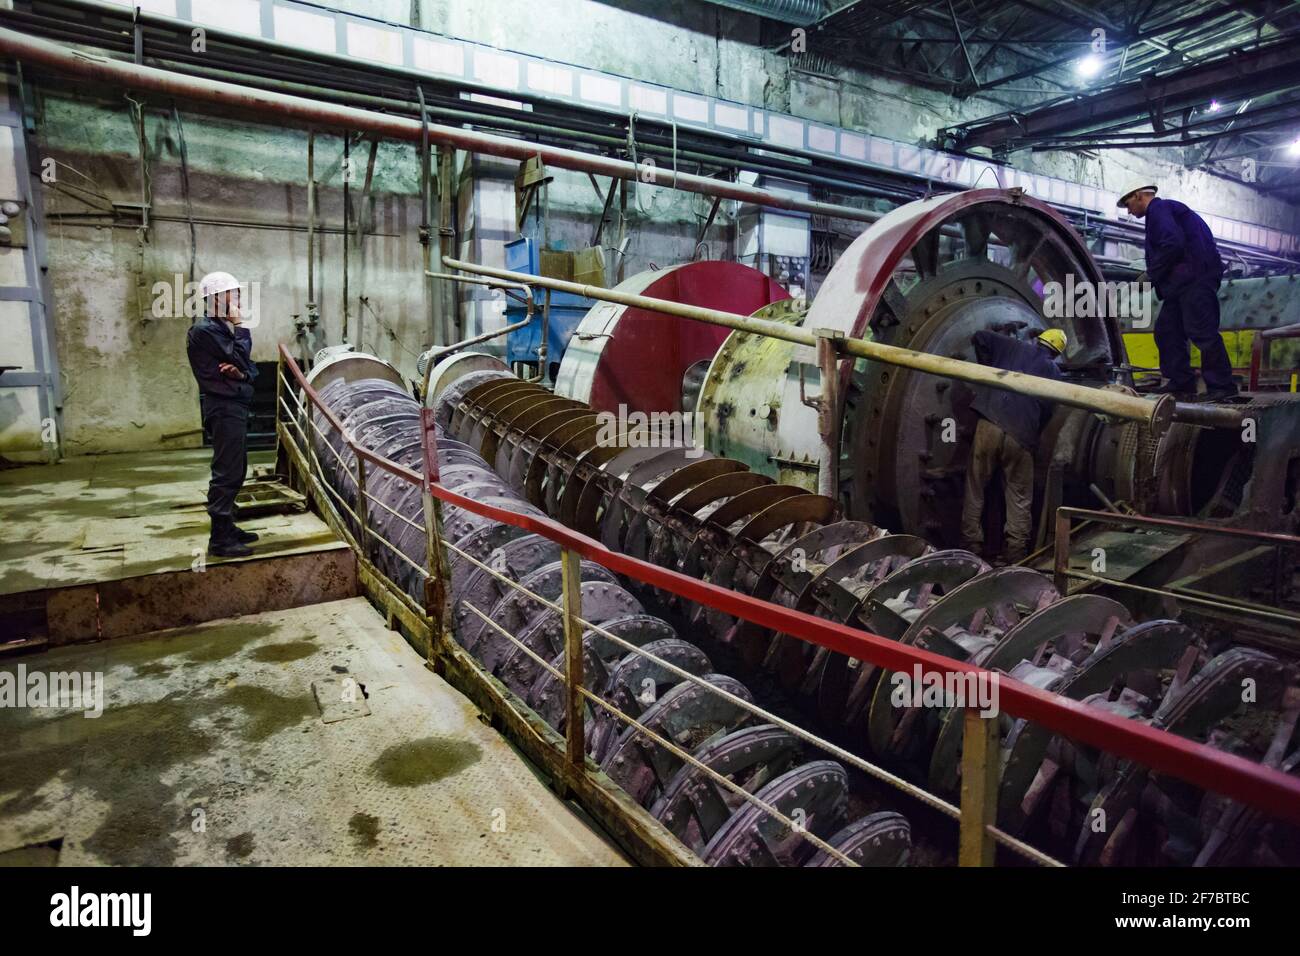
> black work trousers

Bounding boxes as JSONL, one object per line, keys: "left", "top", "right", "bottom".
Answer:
{"left": 202, "top": 396, "right": 249, "bottom": 536}
{"left": 1154, "top": 280, "right": 1234, "bottom": 392}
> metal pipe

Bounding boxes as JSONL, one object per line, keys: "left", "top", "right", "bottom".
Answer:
{"left": 540, "top": 288, "right": 551, "bottom": 385}
{"left": 416, "top": 85, "right": 436, "bottom": 345}
{"left": 306, "top": 131, "right": 318, "bottom": 353}
{"left": 8, "top": 7, "right": 1295, "bottom": 271}
{"left": 0, "top": 26, "right": 883, "bottom": 225}
{"left": 437, "top": 146, "right": 459, "bottom": 342}
{"left": 1164, "top": 399, "right": 1249, "bottom": 429}
{"left": 815, "top": 329, "right": 842, "bottom": 502}
{"left": 418, "top": 272, "right": 534, "bottom": 398}
{"left": 342, "top": 132, "right": 350, "bottom": 343}
{"left": 420, "top": 314, "right": 533, "bottom": 366}
{"left": 443, "top": 256, "right": 1251, "bottom": 432}
{"left": 1059, "top": 506, "right": 1300, "bottom": 547}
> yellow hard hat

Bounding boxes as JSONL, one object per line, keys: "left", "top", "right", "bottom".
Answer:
{"left": 1038, "top": 328, "right": 1067, "bottom": 354}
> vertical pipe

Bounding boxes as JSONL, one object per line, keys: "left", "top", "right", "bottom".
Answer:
{"left": 814, "top": 329, "right": 842, "bottom": 503}
{"left": 274, "top": 351, "right": 288, "bottom": 480}
{"left": 437, "top": 146, "right": 458, "bottom": 344}
{"left": 1053, "top": 510, "right": 1071, "bottom": 595}
{"left": 307, "top": 132, "right": 315, "bottom": 306}
{"left": 958, "top": 707, "right": 999, "bottom": 867}
{"left": 539, "top": 287, "right": 551, "bottom": 384}
{"left": 358, "top": 137, "right": 380, "bottom": 353}
{"left": 617, "top": 178, "right": 628, "bottom": 284}
{"left": 561, "top": 547, "right": 585, "bottom": 767}
{"left": 417, "top": 86, "right": 438, "bottom": 345}
{"left": 306, "top": 131, "right": 317, "bottom": 363}
{"left": 342, "top": 133, "right": 350, "bottom": 344}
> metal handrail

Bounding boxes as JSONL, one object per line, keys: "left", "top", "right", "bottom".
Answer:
{"left": 444, "top": 533, "right": 1061, "bottom": 867}
{"left": 416, "top": 446, "right": 1300, "bottom": 828}
{"left": 444, "top": 536, "right": 961, "bottom": 812}
{"left": 1058, "top": 505, "right": 1300, "bottom": 547}
{"left": 275, "top": 343, "right": 1300, "bottom": 862}
{"left": 459, "top": 601, "right": 859, "bottom": 866}
{"left": 1053, "top": 506, "right": 1300, "bottom": 629}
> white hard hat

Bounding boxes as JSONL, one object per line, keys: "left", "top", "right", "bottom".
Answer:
{"left": 1116, "top": 182, "right": 1157, "bottom": 207}
{"left": 199, "top": 271, "right": 241, "bottom": 299}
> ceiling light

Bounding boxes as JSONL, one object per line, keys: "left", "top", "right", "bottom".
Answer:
{"left": 1075, "top": 54, "right": 1103, "bottom": 79}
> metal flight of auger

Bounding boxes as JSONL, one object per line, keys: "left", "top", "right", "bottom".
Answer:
{"left": 435, "top": 370, "right": 1300, "bottom": 867}
{"left": 307, "top": 373, "right": 911, "bottom": 868}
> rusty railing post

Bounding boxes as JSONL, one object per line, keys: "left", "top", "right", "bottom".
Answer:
{"left": 274, "top": 349, "right": 285, "bottom": 435}
{"left": 420, "top": 408, "right": 452, "bottom": 662}
{"left": 1053, "top": 509, "right": 1071, "bottom": 595}
{"left": 273, "top": 350, "right": 291, "bottom": 483}
{"left": 958, "top": 706, "right": 999, "bottom": 867}
{"left": 560, "top": 546, "right": 584, "bottom": 768}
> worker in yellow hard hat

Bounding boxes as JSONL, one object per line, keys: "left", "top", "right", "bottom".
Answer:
{"left": 960, "top": 326, "right": 1067, "bottom": 564}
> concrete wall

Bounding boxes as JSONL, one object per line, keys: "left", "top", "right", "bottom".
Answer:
{"left": 32, "top": 97, "right": 424, "bottom": 454}
{"left": 407, "top": 0, "right": 1299, "bottom": 232}
{"left": 5, "top": 0, "right": 1297, "bottom": 456}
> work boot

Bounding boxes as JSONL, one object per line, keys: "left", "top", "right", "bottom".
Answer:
{"left": 208, "top": 515, "right": 253, "bottom": 558}
{"left": 1150, "top": 381, "right": 1195, "bottom": 401}
{"left": 231, "top": 525, "right": 260, "bottom": 544}
{"left": 208, "top": 539, "right": 253, "bottom": 558}
{"left": 1201, "top": 385, "right": 1239, "bottom": 402}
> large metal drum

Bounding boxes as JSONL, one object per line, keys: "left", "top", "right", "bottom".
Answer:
{"left": 555, "top": 261, "right": 789, "bottom": 414}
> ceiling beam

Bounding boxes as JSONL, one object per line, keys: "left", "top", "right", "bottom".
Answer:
{"left": 943, "top": 32, "right": 1300, "bottom": 150}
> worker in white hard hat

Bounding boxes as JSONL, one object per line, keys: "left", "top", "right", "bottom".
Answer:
{"left": 960, "top": 325, "right": 1067, "bottom": 565}
{"left": 185, "top": 271, "right": 260, "bottom": 558}
{"left": 1117, "top": 182, "right": 1236, "bottom": 401}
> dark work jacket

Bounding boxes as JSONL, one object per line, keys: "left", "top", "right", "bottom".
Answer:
{"left": 186, "top": 317, "right": 257, "bottom": 404}
{"left": 970, "top": 330, "right": 1061, "bottom": 453}
{"left": 1143, "top": 197, "right": 1224, "bottom": 300}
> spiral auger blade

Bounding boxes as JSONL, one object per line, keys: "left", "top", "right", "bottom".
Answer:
{"left": 433, "top": 372, "right": 1299, "bottom": 867}
{"left": 312, "top": 375, "right": 911, "bottom": 867}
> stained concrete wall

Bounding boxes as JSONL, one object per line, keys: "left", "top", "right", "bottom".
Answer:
{"left": 404, "top": 0, "right": 1299, "bottom": 232}
{"left": 8, "top": 0, "right": 1299, "bottom": 456}
{"left": 34, "top": 97, "right": 424, "bottom": 454}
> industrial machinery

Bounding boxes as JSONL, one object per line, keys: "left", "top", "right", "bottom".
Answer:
{"left": 502, "top": 238, "right": 595, "bottom": 384}
{"left": 293, "top": 364, "right": 1298, "bottom": 866}
{"left": 430, "top": 369, "right": 1299, "bottom": 866}
{"left": 301, "top": 359, "right": 913, "bottom": 868}
{"left": 289, "top": 187, "right": 1300, "bottom": 866}
{"left": 526, "top": 190, "right": 1299, "bottom": 645}
{"left": 556, "top": 260, "right": 788, "bottom": 415}
{"left": 696, "top": 191, "right": 1298, "bottom": 545}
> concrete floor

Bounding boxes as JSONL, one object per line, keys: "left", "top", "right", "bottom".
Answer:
{"left": 0, "top": 449, "right": 339, "bottom": 598}
{"left": 0, "top": 597, "right": 628, "bottom": 866}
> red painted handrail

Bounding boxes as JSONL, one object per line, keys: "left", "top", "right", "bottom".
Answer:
{"left": 278, "top": 345, "right": 1300, "bottom": 827}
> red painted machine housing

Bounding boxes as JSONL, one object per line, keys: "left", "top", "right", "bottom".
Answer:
{"left": 558, "top": 261, "right": 790, "bottom": 415}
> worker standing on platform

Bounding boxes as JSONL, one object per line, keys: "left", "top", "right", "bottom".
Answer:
{"left": 960, "top": 327, "right": 1066, "bottom": 564}
{"left": 186, "top": 271, "right": 260, "bottom": 558}
{"left": 1118, "top": 183, "right": 1236, "bottom": 401}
